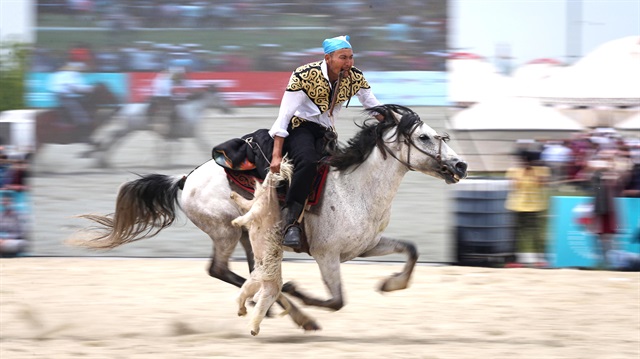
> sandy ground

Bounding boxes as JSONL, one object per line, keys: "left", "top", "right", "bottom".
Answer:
{"left": 1, "top": 258, "right": 638, "bottom": 359}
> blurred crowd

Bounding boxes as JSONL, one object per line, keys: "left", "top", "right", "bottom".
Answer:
{"left": 32, "top": 0, "right": 447, "bottom": 73}
{"left": 504, "top": 127, "right": 640, "bottom": 270}
{"left": 0, "top": 145, "right": 31, "bottom": 257}
{"left": 515, "top": 128, "right": 640, "bottom": 196}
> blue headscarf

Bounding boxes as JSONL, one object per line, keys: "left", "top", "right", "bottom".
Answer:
{"left": 322, "top": 35, "right": 352, "bottom": 54}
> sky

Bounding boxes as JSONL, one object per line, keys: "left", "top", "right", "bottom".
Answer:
{"left": 1, "top": 0, "right": 638, "bottom": 67}
{"left": 451, "top": 0, "right": 640, "bottom": 66}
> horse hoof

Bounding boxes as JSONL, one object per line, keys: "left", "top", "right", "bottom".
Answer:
{"left": 238, "top": 308, "right": 247, "bottom": 317}
{"left": 251, "top": 329, "right": 259, "bottom": 336}
{"left": 282, "top": 281, "right": 296, "bottom": 294}
{"left": 378, "top": 278, "right": 408, "bottom": 292}
{"left": 302, "top": 321, "right": 322, "bottom": 332}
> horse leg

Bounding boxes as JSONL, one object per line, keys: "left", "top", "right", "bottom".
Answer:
{"left": 277, "top": 295, "right": 320, "bottom": 331}
{"left": 282, "top": 255, "right": 344, "bottom": 311}
{"left": 238, "top": 231, "right": 255, "bottom": 273}
{"left": 206, "top": 232, "right": 320, "bottom": 331}
{"left": 206, "top": 230, "right": 249, "bottom": 287}
{"left": 358, "top": 236, "right": 419, "bottom": 292}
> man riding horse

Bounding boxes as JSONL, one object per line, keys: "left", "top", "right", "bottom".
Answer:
{"left": 146, "top": 67, "right": 200, "bottom": 126}
{"left": 48, "top": 62, "right": 95, "bottom": 137}
{"left": 46, "top": 62, "right": 120, "bottom": 145}
{"left": 269, "top": 35, "right": 383, "bottom": 250}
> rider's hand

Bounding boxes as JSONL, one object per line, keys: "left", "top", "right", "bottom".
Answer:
{"left": 270, "top": 154, "right": 282, "bottom": 173}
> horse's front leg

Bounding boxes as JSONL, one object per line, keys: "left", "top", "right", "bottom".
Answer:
{"left": 358, "top": 236, "right": 419, "bottom": 292}
{"left": 283, "top": 255, "right": 345, "bottom": 311}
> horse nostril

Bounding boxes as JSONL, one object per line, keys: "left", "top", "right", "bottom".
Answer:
{"left": 455, "top": 161, "right": 468, "bottom": 175}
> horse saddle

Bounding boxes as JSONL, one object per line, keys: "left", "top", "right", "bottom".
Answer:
{"left": 212, "top": 129, "right": 329, "bottom": 207}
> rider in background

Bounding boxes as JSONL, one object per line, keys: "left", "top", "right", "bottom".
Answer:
{"left": 269, "top": 35, "right": 382, "bottom": 249}
{"left": 147, "top": 68, "right": 174, "bottom": 121}
{"left": 48, "top": 62, "right": 95, "bottom": 128}
{"left": 147, "top": 67, "right": 197, "bottom": 123}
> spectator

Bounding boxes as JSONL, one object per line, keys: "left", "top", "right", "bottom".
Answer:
{"left": 0, "top": 193, "right": 28, "bottom": 257}
{"left": 540, "top": 140, "right": 573, "bottom": 186}
{"left": 620, "top": 161, "right": 640, "bottom": 197}
{"left": 67, "top": 42, "right": 95, "bottom": 71}
{"left": 3, "top": 159, "right": 29, "bottom": 192}
{"left": 586, "top": 156, "right": 621, "bottom": 269}
{"left": 504, "top": 150, "right": 551, "bottom": 268}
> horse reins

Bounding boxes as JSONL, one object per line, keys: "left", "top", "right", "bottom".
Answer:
{"left": 379, "top": 121, "right": 450, "bottom": 172}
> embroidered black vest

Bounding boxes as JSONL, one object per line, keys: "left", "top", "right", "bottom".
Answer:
{"left": 286, "top": 61, "right": 371, "bottom": 114}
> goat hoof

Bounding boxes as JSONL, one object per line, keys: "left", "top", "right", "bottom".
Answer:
{"left": 302, "top": 320, "right": 322, "bottom": 332}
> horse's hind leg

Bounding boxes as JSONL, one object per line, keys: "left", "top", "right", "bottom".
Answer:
{"left": 206, "top": 230, "right": 249, "bottom": 288}
{"left": 358, "top": 236, "right": 419, "bottom": 292}
{"left": 282, "top": 255, "right": 345, "bottom": 311}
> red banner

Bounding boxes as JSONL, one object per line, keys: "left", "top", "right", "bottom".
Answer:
{"left": 128, "top": 72, "right": 291, "bottom": 106}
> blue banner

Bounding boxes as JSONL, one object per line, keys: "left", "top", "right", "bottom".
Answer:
{"left": 26, "top": 73, "right": 128, "bottom": 108}
{"left": 340, "top": 71, "right": 448, "bottom": 107}
{"left": 548, "top": 196, "right": 640, "bottom": 268}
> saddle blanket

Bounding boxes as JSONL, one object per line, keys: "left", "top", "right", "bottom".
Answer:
{"left": 212, "top": 129, "right": 329, "bottom": 206}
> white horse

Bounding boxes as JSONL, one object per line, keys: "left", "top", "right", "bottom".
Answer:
{"left": 90, "top": 85, "right": 232, "bottom": 166}
{"left": 72, "top": 104, "right": 468, "bottom": 331}
{"left": 230, "top": 158, "right": 295, "bottom": 336}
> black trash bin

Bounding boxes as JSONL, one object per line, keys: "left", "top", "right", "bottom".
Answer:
{"left": 453, "top": 179, "right": 515, "bottom": 266}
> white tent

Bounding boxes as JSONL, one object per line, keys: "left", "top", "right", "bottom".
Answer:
{"left": 450, "top": 97, "right": 583, "bottom": 172}
{"left": 615, "top": 110, "right": 640, "bottom": 131}
{"left": 0, "top": 110, "right": 36, "bottom": 153}
{"left": 452, "top": 97, "right": 583, "bottom": 130}
{"left": 448, "top": 53, "right": 514, "bottom": 106}
{"left": 528, "top": 36, "right": 640, "bottom": 114}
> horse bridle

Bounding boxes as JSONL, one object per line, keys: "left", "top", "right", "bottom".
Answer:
{"left": 378, "top": 121, "right": 450, "bottom": 172}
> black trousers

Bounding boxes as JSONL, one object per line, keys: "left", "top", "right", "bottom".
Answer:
{"left": 283, "top": 120, "right": 329, "bottom": 206}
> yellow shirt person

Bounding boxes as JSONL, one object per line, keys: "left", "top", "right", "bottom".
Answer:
{"left": 505, "top": 165, "right": 551, "bottom": 213}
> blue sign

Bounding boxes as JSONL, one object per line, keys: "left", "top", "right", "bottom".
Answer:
{"left": 548, "top": 196, "right": 640, "bottom": 268}
{"left": 349, "top": 71, "right": 448, "bottom": 107}
{"left": 26, "top": 72, "right": 128, "bottom": 108}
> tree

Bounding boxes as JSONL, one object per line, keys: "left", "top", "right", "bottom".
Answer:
{"left": 0, "top": 41, "right": 28, "bottom": 112}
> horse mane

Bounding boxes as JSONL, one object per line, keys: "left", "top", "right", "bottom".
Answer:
{"left": 326, "top": 104, "right": 423, "bottom": 172}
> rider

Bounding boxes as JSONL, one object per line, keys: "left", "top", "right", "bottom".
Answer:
{"left": 269, "top": 35, "right": 382, "bottom": 249}
{"left": 147, "top": 67, "right": 174, "bottom": 121}
{"left": 147, "top": 67, "right": 194, "bottom": 123}
{"left": 48, "top": 62, "right": 94, "bottom": 128}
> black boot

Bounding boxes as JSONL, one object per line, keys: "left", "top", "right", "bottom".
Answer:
{"left": 282, "top": 202, "right": 304, "bottom": 249}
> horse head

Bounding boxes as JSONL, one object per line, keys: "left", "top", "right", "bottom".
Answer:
{"left": 328, "top": 104, "right": 467, "bottom": 184}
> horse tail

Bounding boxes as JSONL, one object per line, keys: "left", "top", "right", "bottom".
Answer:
{"left": 68, "top": 174, "right": 186, "bottom": 249}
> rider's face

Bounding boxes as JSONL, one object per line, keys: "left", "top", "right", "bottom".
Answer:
{"left": 325, "top": 48, "right": 354, "bottom": 79}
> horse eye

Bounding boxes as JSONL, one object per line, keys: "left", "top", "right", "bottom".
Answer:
{"left": 418, "top": 134, "right": 430, "bottom": 141}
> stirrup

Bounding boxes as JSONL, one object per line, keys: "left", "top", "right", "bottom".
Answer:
{"left": 282, "top": 225, "right": 302, "bottom": 249}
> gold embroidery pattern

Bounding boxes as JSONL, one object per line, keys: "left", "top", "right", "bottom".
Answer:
{"left": 291, "top": 116, "right": 305, "bottom": 129}
{"left": 286, "top": 61, "right": 371, "bottom": 113}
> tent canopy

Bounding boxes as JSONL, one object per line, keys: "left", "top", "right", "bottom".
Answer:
{"left": 451, "top": 97, "right": 584, "bottom": 131}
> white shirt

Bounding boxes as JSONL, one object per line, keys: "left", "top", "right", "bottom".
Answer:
{"left": 152, "top": 72, "right": 173, "bottom": 97}
{"left": 49, "top": 70, "right": 92, "bottom": 97}
{"left": 269, "top": 60, "right": 381, "bottom": 138}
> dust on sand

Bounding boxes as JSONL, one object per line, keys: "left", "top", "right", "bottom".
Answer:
{"left": 1, "top": 258, "right": 638, "bottom": 359}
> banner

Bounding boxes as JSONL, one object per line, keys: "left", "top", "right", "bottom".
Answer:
{"left": 26, "top": 73, "right": 128, "bottom": 108}
{"left": 128, "top": 72, "right": 291, "bottom": 106}
{"left": 548, "top": 196, "right": 640, "bottom": 268}
{"left": 26, "top": 71, "right": 449, "bottom": 107}
{"left": 355, "top": 71, "right": 449, "bottom": 107}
